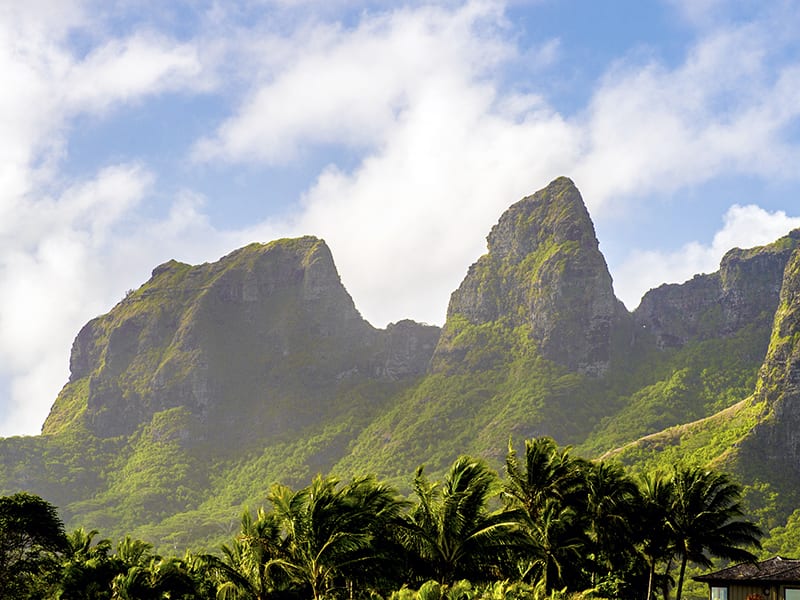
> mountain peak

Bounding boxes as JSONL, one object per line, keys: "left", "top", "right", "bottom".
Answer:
{"left": 434, "top": 177, "right": 623, "bottom": 376}
{"left": 486, "top": 176, "right": 595, "bottom": 260}
{"left": 43, "top": 235, "right": 439, "bottom": 440}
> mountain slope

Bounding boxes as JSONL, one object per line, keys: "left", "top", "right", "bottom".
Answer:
{"left": 2, "top": 236, "right": 439, "bottom": 546}
{"left": 2, "top": 177, "right": 800, "bottom": 553}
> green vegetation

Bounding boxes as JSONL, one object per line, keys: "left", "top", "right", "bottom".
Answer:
{"left": 0, "top": 439, "right": 761, "bottom": 600}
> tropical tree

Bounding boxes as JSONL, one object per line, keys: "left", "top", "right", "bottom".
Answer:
{"left": 583, "top": 460, "right": 641, "bottom": 588}
{"left": 202, "top": 508, "right": 287, "bottom": 600}
{"left": 402, "top": 455, "right": 525, "bottom": 586}
{"left": 667, "top": 467, "right": 762, "bottom": 600}
{"left": 111, "top": 556, "right": 198, "bottom": 599}
{"left": 268, "top": 474, "right": 406, "bottom": 600}
{"left": 503, "top": 438, "right": 587, "bottom": 522}
{"left": 0, "top": 492, "right": 68, "bottom": 598}
{"left": 522, "top": 498, "right": 587, "bottom": 593}
{"left": 57, "top": 527, "right": 117, "bottom": 599}
{"left": 637, "top": 472, "right": 676, "bottom": 600}
{"left": 502, "top": 438, "right": 589, "bottom": 593}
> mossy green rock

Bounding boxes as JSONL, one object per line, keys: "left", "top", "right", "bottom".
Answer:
{"left": 45, "top": 236, "right": 440, "bottom": 443}
{"left": 733, "top": 246, "right": 800, "bottom": 479}
{"left": 434, "top": 176, "right": 627, "bottom": 376}
{"left": 634, "top": 230, "right": 800, "bottom": 348}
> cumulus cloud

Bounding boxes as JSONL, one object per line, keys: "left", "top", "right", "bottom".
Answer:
{"left": 202, "top": 1, "right": 578, "bottom": 325}
{"left": 0, "top": 3, "right": 213, "bottom": 435}
{"left": 613, "top": 204, "right": 800, "bottom": 310}
{"left": 193, "top": 2, "right": 512, "bottom": 164}
{"left": 574, "top": 20, "right": 800, "bottom": 209}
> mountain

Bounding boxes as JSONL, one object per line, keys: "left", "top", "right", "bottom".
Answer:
{"left": 44, "top": 236, "right": 439, "bottom": 443}
{"left": 1, "top": 236, "right": 439, "bottom": 546}
{"left": 2, "top": 176, "right": 800, "bottom": 552}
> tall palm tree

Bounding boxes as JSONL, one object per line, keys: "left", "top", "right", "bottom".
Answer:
{"left": 201, "top": 508, "right": 286, "bottom": 600}
{"left": 268, "top": 474, "right": 406, "bottom": 600}
{"left": 402, "top": 455, "right": 525, "bottom": 586}
{"left": 638, "top": 472, "right": 676, "bottom": 600}
{"left": 57, "top": 528, "right": 116, "bottom": 599}
{"left": 583, "top": 461, "right": 641, "bottom": 586}
{"left": 502, "top": 438, "right": 589, "bottom": 593}
{"left": 503, "top": 438, "right": 587, "bottom": 522}
{"left": 111, "top": 556, "right": 197, "bottom": 600}
{"left": 522, "top": 498, "right": 587, "bottom": 593}
{"left": 668, "top": 467, "right": 762, "bottom": 600}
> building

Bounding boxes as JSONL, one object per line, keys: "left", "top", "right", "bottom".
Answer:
{"left": 695, "top": 556, "right": 800, "bottom": 600}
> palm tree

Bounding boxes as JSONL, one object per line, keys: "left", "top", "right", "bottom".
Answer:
{"left": 268, "top": 474, "right": 406, "bottom": 600}
{"left": 583, "top": 461, "right": 641, "bottom": 586}
{"left": 111, "top": 556, "right": 197, "bottom": 599}
{"left": 502, "top": 438, "right": 589, "bottom": 593}
{"left": 638, "top": 472, "right": 676, "bottom": 600}
{"left": 57, "top": 527, "right": 116, "bottom": 599}
{"left": 523, "top": 498, "right": 587, "bottom": 593}
{"left": 201, "top": 508, "right": 286, "bottom": 600}
{"left": 668, "top": 466, "right": 762, "bottom": 600}
{"left": 503, "top": 438, "right": 587, "bottom": 522}
{"left": 402, "top": 455, "right": 525, "bottom": 586}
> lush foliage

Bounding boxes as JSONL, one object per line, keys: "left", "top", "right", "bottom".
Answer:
{"left": 1, "top": 438, "right": 763, "bottom": 600}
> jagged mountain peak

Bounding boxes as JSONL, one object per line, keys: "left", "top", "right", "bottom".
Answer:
{"left": 732, "top": 246, "right": 800, "bottom": 477}
{"left": 434, "top": 176, "right": 623, "bottom": 377}
{"left": 486, "top": 176, "right": 597, "bottom": 261}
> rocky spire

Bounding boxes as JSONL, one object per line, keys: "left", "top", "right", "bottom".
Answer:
{"left": 433, "top": 177, "right": 624, "bottom": 376}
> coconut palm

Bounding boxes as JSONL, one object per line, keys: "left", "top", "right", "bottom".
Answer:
{"left": 268, "top": 474, "right": 406, "bottom": 600}
{"left": 637, "top": 472, "right": 676, "bottom": 600}
{"left": 503, "top": 438, "right": 587, "bottom": 522}
{"left": 583, "top": 460, "right": 641, "bottom": 585}
{"left": 502, "top": 438, "right": 590, "bottom": 592}
{"left": 57, "top": 527, "right": 116, "bottom": 599}
{"left": 201, "top": 508, "right": 286, "bottom": 600}
{"left": 522, "top": 498, "right": 587, "bottom": 593}
{"left": 668, "top": 466, "right": 762, "bottom": 600}
{"left": 402, "top": 455, "right": 525, "bottom": 586}
{"left": 111, "top": 556, "right": 197, "bottom": 599}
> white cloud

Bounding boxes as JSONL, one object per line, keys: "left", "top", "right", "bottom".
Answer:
{"left": 0, "top": 165, "right": 153, "bottom": 436}
{"left": 193, "top": 1, "right": 512, "bottom": 164}
{"left": 574, "top": 21, "right": 800, "bottom": 210}
{"left": 206, "top": 1, "right": 578, "bottom": 326}
{"left": 0, "top": 3, "right": 215, "bottom": 436}
{"left": 199, "top": 0, "right": 800, "bottom": 328}
{"left": 64, "top": 33, "right": 205, "bottom": 112}
{"left": 613, "top": 204, "right": 800, "bottom": 310}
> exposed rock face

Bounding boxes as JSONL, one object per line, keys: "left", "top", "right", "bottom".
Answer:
{"left": 433, "top": 177, "right": 625, "bottom": 376}
{"left": 634, "top": 230, "right": 800, "bottom": 349}
{"left": 738, "top": 247, "right": 800, "bottom": 475}
{"left": 44, "top": 237, "right": 440, "bottom": 439}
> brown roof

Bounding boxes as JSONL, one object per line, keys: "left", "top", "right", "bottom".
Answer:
{"left": 695, "top": 557, "right": 800, "bottom": 584}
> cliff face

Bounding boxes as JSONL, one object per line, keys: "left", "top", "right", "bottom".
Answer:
{"left": 634, "top": 231, "right": 800, "bottom": 348}
{"left": 736, "top": 247, "right": 800, "bottom": 476}
{"left": 16, "top": 176, "right": 800, "bottom": 552}
{"left": 433, "top": 177, "right": 626, "bottom": 376}
{"left": 44, "top": 237, "right": 439, "bottom": 440}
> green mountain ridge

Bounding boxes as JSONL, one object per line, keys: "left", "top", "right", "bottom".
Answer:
{"left": 2, "top": 177, "right": 800, "bottom": 554}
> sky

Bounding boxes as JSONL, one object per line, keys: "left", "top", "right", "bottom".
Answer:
{"left": 2, "top": 0, "right": 800, "bottom": 437}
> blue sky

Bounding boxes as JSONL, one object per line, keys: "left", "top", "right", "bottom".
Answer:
{"left": 2, "top": 0, "right": 800, "bottom": 436}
